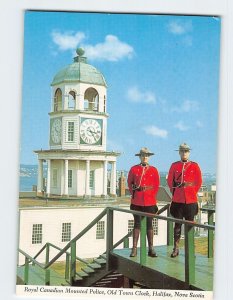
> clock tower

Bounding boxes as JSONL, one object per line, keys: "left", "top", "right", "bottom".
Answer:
{"left": 35, "top": 48, "right": 120, "bottom": 198}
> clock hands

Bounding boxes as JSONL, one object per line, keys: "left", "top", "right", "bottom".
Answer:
{"left": 86, "top": 127, "right": 101, "bottom": 141}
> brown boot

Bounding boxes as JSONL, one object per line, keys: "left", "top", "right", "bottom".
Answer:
{"left": 130, "top": 228, "right": 140, "bottom": 257}
{"left": 171, "top": 226, "right": 181, "bottom": 258}
{"left": 147, "top": 229, "right": 158, "bottom": 257}
{"left": 171, "top": 247, "right": 179, "bottom": 258}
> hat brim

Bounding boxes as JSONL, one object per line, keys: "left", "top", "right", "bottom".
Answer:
{"left": 175, "top": 149, "right": 191, "bottom": 151}
{"left": 135, "top": 153, "right": 154, "bottom": 156}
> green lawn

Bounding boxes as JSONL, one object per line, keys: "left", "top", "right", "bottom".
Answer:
{"left": 179, "top": 237, "right": 214, "bottom": 256}
{"left": 50, "top": 259, "right": 93, "bottom": 276}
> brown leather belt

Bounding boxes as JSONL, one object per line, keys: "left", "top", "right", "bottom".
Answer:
{"left": 136, "top": 185, "right": 154, "bottom": 191}
{"left": 175, "top": 182, "right": 195, "bottom": 187}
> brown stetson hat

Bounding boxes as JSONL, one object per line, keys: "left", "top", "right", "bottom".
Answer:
{"left": 135, "top": 147, "right": 154, "bottom": 156}
{"left": 176, "top": 143, "right": 191, "bottom": 151}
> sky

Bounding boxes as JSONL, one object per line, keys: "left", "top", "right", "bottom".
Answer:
{"left": 20, "top": 11, "right": 221, "bottom": 173}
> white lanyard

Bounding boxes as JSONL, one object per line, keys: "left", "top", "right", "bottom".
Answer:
{"left": 172, "top": 161, "right": 191, "bottom": 188}
{"left": 132, "top": 165, "right": 147, "bottom": 190}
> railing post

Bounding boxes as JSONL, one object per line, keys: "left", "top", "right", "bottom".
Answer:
{"left": 24, "top": 257, "right": 29, "bottom": 285}
{"left": 184, "top": 223, "right": 195, "bottom": 287}
{"left": 167, "top": 208, "right": 173, "bottom": 246}
{"left": 70, "top": 241, "right": 76, "bottom": 284}
{"left": 106, "top": 208, "right": 113, "bottom": 270}
{"left": 208, "top": 211, "right": 214, "bottom": 258}
{"left": 123, "top": 237, "right": 129, "bottom": 248}
{"left": 45, "top": 243, "right": 50, "bottom": 285}
{"left": 140, "top": 216, "right": 147, "bottom": 265}
{"left": 65, "top": 253, "right": 70, "bottom": 281}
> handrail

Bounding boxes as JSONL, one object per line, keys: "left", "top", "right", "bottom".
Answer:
{"left": 47, "top": 242, "right": 93, "bottom": 268}
{"left": 109, "top": 206, "right": 215, "bottom": 230}
{"left": 18, "top": 249, "right": 45, "bottom": 269}
{"left": 18, "top": 203, "right": 215, "bottom": 287}
{"left": 111, "top": 203, "right": 171, "bottom": 250}
{"left": 32, "top": 244, "right": 47, "bottom": 262}
{"left": 157, "top": 203, "right": 170, "bottom": 215}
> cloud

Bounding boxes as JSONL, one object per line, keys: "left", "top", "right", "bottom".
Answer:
{"left": 84, "top": 35, "right": 134, "bottom": 61}
{"left": 167, "top": 20, "right": 193, "bottom": 35}
{"left": 51, "top": 31, "right": 86, "bottom": 51}
{"left": 51, "top": 31, "right": 134, "bottom": 62}
{"left": 143, "top": 126, "right": 168, "bottom": 138}
{"left": 172, "top": 100, "right": 199, "bottom": 113}
{"left": 127, "top": 86, "right": 156, "bottom": 104}
{"left": 174, "top": 121, "right": 189, "bottom": 131}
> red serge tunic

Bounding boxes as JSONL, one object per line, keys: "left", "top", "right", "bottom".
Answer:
{"left": 167, "top": 161, "right": 202, "bottom": 204}
{"left": 127, "top": 164, "right": 160, "bottom": 206}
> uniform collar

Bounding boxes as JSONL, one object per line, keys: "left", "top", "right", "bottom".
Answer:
{"left": 180, "top": 160, "right": 192, "bottom": 164}
{"left": 140, "top": 163, "right": 149, "bottom": 167}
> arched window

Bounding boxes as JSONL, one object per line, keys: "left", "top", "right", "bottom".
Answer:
{"left": 84, "top": 88, "right": 99, "bottom": 112}
{"left": 68, "top": 91, "right": 76, "bottom": 110}
{"left": 54, "top": 88, "right": 62, "bottom": 112}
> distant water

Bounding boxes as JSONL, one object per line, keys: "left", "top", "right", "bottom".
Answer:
{"left": 19, "top": 164, "right": 215, "bottom": 192}
{"left": 20, "top": 175, "right": 37, "bottom": 191}
{"left": 19, "top": 165, "right": 38, "bottom": 192}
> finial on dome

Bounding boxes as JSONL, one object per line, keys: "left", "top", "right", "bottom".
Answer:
{"left": 76, "top": 48, "right": 85, "bottom": 57}
{"left": 74, "top": 48, "right": 87, "bottom": 63}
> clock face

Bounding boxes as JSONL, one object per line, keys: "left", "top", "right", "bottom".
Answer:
{"left": 51, "top": 118, "right": 62, "bottom": 144}
{"left": 80, "top": 118, "right": 102, "bottom": 145}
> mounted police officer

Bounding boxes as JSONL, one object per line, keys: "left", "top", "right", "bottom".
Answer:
{"left": 167, "top": 143, "right": 202, "bottom": 258}
{"left": 127, "top": 147, "right": 160, "bottom": 258}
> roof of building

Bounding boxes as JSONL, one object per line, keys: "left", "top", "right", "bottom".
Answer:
{"left": 51, "top": 48, "right": 107, "bottom": 87}
{"left": 19, "top": 187, "right": 172, "bottom": 209}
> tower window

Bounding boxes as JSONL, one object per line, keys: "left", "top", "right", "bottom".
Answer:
{"left": 84, "top": 88, "right": 99, "bottom": 112}
{"left": 32, "top": 224, "right": 43, "bottom": 244}
{"left": 62, "top": 223, "right": 71, "bottom": 242}
{"left": 54, "top": 88, "right": 62, "bottom": 112}
{"left": 68, "top": 170, "right": 73, "bottom": 188}
{"left": 67, "top": 122, "right": 74, "bottom": 141}
{"left": 68, "top": 91, "right": 76, "bottom": 110}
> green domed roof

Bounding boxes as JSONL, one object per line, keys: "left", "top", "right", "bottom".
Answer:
{"left": 51, "top": 48, "right": 107, "bottom": 87}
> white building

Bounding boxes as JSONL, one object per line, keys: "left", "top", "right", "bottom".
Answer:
{"left": 35, "top": 48, "right": 120, "bottom": 198}
{"left": 17, "top": 202, "right": 168, "bottom": 265}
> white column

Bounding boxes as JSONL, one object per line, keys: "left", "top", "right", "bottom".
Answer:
{"left": 110, "top": 161, "right": 117, "bottom": 196}
{"left": 37, "top": 159, "right": 43, "bottom": 194}
{"left": 46, "top": 159, "right": 51, "bottom": 196}
{"left": 103, "top": 160, "right": 108, "bottom": 196}
{"left": 76, "top": 160, "right": 80, "bottom": 196}
{"left": 64, "top": 159, "right": 68, "bottom": 196}
{"left": 60, "top": 160, "right": 64, "bottom": 195}
{"left": 85, "top": 160, "right": 91, "bottom": 197}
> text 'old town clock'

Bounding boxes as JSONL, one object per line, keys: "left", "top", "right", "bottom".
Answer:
{"left": 50, "top": 118, "right": 62, "bottom": 144}
{"left": 80, "top": 118, "right": 102, "bottom": 145}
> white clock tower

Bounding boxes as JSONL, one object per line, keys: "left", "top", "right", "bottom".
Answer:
{"left": 35, "top": 48, "right": 120, "bottom": 198}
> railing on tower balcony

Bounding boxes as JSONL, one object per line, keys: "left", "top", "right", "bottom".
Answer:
{"left": 18, "top": 204, "right": 215, "bottom": 287}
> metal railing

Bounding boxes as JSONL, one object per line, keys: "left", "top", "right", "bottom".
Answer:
{"left": 18, "top": 204, "right": 215, "bottom": 288}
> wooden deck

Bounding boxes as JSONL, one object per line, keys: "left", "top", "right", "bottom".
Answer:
{"left": 17, "top": 245, "right": 213, "bottom": 290}
{"left": 112, "top": 245, "right": 213, "bottom": 291}
{"left": 17, "top": 265, "right": 68, "bottom": 286}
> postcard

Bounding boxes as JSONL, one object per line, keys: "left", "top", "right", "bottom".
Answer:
{"left": 15, "top": 10, "right": 220, "bottom": 300}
